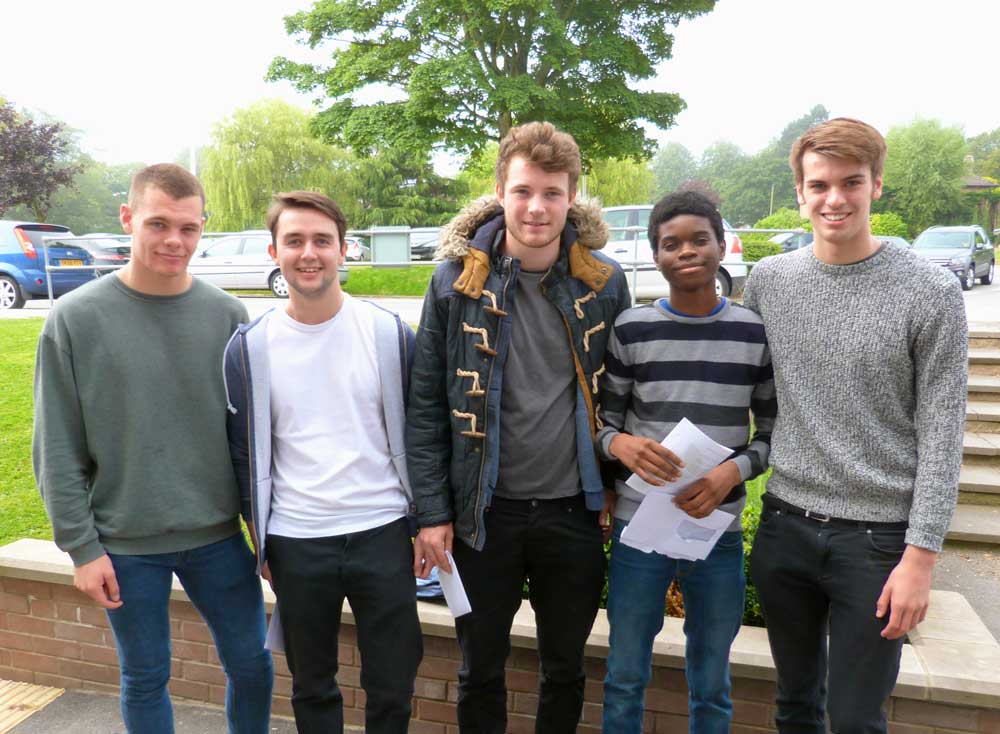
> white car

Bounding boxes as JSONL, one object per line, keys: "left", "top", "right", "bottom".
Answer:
{"left": 189, "top": 230, "right": 348, "bottom": 297}
{"left": 602, "top": 205, "right": 747, "bottom": 299}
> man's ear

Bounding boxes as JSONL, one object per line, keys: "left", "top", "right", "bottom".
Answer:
{"left": 120, "top": 204, "right": 133, "bottom": 234}
{"left": 268, "top": 242, "right": 278, "bottom": 265}
{"left": 872, "top": 175, "right": 883, "bottom": 201}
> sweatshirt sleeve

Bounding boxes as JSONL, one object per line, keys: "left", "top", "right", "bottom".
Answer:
{"left": 32, "top": 325, "right": 104, "bottom": 566}
{"left": 729, "top": 341, "right": 776, "bottom": 482}
{"left": 596, "top": 314, "right": 634, "bottom": 461}
{"left": 906, "top": 279, "right": 968, "bottom": 551}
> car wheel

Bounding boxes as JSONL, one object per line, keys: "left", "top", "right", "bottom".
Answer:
{"left": 0, "top": 275, "right": 26, "bottom": 310}
{"left": 269, "top": 271, "right": 289, "bottom": 298}
{"left": 962, "top": 266, "right": 975, "bottom": 291}
{"left": 715, "top": 272, "right": 731, "bottom": 298}
{"left": 981, "top": 260, "right": 994, "bottom": 286}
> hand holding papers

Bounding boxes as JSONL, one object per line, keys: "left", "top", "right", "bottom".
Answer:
{"left": 621, "top": 419, "right": 737, "bottom": 561}
{"left": 626, "top": 418, "right": 734, "bottom": 497}
{"left": 438, "top": 551, "right": 472, "bottom": 618}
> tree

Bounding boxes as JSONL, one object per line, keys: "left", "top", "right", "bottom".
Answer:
{"left": 651, "top": 143, "right": 698, "bottom": 199}
{"left": 869, "top": 212, "right": 909, "bottom": 238}
{"left": 456, "top": 142, "right": 499, "bottom": 203}
{"left": 269, "top": 0, "right": 717, "bottom": 162}
{"left": 345, "top": 148, "right": 467, "bottom": 227}
{"left": 883, "top": 120, "right": 967, "bottom": 236}
{"left": 0, "top": 101, "right": 83, "bottom": 219}
{"left": 200, "top": 99, "right": 355, "bottom": 232}
{"left": 587, "top": 157, "right": 654, "bottom": 206}
{"left": 7, "top": 158, "right": 143, "bottom": 234}
{"left": 967, "top": 127, "right": 1000, "bottom": 181}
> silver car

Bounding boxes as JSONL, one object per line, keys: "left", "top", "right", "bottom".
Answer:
{"left": 189, "top": 230, "right": 348, "bottom": 298}
{"left": 910, "top": 225, "right": 995, "bottom": 291}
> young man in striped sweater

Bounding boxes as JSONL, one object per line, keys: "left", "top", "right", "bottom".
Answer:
{"left": 597, "top": 190, "right": 777, "bottom": 734}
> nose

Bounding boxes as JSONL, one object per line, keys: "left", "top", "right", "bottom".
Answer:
{"left": 528, "top": 194, "right": 545, "bottom": 215}
{"left": 825, "top": 186, "right": 846, "bottom": 208}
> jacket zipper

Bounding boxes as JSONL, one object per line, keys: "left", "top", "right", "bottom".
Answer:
{"left": 471, "top": 257, "right": 512, "bottom": 548}
{"left": 239, "top": 334, "right": 262, "bottom": 572}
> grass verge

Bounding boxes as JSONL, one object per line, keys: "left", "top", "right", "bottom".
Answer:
{"left": 0, "top": 319, "right": 52, "bottom": 547}
{"left": 342, "top": 265, "right": 435, "bottom": 297}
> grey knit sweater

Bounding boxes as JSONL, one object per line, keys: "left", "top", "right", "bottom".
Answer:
{"left": 742, "top": 243, "right": 967, "bottom": 551}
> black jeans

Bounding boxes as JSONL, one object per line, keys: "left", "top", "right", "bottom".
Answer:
{"left": 451, "top": 493, "right": 606, "bottom": 734}
{"left": 266, "top": 518, "right": 423, "bottom": 734}
{"left": 749, "top": 496, "right": 908, "bottom": 734}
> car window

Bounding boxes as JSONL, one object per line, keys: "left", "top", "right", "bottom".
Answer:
{"left": 914, "top": 231, "right": 972, "bottom": 248}
{"left": 203, "top": 236, "right": 242, "bottom": 257}
{"left": 635, "top": 209, "right": 650, "bottom": 228}
{"left": 603, "top": 211, "right": 631, "bottom": 230}
{"left": 242, "top": 237, "right": 271, "bottom": 256}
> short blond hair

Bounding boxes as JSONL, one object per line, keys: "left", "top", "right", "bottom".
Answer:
{"left": 790, "top": 118, "right": 886, "bottom": 185}
{"left": 128, "top": 163, "right": 205, "bottom": 211}
{"left": 495, "top": 122, "right": 581, "bottom": 192}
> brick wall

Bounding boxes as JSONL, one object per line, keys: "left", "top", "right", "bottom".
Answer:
{"left": 1, "top": 575, "right": 998, "bottom": 733}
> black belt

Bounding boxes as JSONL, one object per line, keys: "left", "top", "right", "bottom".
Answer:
{"left": 763, "top": 494, "right": 909, "bottom": 530}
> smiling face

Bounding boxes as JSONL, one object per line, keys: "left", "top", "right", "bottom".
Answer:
{"left": 654, "top": 213, "right": 725, "bottom": 295}
{"left": 267, "top": 206, "right": 345, "bottom": 300}
{"left": 119, "top": 186, "right": 204, "bottom": 294}
{"left": 797, "top": 151, "right": 882, "bottom": 254}
{"left": 496, "top": 155, "right": 576, "bottom": 261}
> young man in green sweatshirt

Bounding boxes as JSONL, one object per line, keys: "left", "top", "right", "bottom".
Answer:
{"left": 32, "top": 163, "right": 273, "bottom": 734}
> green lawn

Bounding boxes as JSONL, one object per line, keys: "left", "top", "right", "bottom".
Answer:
{"left": 342, "top": 264, "right": 434, "bottom": 297}
{"left": 0, "top": 319, "right": 52, "bottom": 546}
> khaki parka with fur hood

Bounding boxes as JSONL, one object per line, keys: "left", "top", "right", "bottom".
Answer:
{"left": 405, "top": 196, "right": 631, "bottom": 551}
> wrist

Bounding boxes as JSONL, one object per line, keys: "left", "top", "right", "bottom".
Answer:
{"left": 902, "top": 544, "right": 937, "bottom": 569}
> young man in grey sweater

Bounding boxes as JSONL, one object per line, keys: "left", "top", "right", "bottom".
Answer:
{"left": 743, "top": 118, "right": 968, "bottom": 733}
{"left": 32, "top": 164, "right": 273, "bottom": 734}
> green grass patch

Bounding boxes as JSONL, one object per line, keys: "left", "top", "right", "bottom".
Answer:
{"left": 0, "top": 320, "right": 53, "bottom": 547}
{"left": 342, "top": 265, "right": 434, "bottom": 297}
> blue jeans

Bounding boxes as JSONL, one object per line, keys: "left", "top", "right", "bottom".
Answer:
{"left": 107, "top": 534, "right": 274, "bottom": 734}
{"left": 603, "top": 520, "right": 745, "bottom": 734}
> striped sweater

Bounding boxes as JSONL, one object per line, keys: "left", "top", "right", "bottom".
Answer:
{"left": 596, "top": 299, "right": 777, "bottom": 530}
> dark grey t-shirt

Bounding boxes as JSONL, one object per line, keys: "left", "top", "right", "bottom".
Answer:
{"left": 495, "top": 269, "right": 581, "bottom": 499}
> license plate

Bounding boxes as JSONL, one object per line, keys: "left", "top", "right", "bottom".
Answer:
{"left": 60, "top": 259, "right": 83, "bottom": 266}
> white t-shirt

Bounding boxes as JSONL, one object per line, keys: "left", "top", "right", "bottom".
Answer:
{"left": 266, "top": 295, "right": 407, "bottom": 538}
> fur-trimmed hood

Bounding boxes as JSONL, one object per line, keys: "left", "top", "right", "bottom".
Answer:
{"left": 434, "top": 195, "right": 609, "bottom": 262}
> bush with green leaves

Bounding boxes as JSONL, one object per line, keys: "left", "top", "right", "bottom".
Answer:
{"left": 869, "top": 212, "right": 909, "bottom": 238}
{"left": 743, "top": 241, "right": 783, "bottom": 262}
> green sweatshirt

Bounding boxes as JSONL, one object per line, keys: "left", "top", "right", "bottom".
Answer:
{"left": 32, "top": 274, "right": 249, "bottom": 565}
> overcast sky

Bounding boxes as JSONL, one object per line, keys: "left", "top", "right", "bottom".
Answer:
{"left": 2, "top": 0, "right": 997, "bottom": 168}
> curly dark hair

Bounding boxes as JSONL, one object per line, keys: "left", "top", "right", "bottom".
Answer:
{"left": 647, "top": 190, "right": 725, "bottom": 252}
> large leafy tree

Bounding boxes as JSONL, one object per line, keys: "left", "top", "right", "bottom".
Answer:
{"left": 651, "top": 142, "right": 698, "bottom": 199}
{"left": 587, "top": 157, "right": 654, "bottom": 206}
{"left": 967, "top": 127, "right": 1000, "bottom": 181}
{"left": 0, "top": 101, "right": 83, "bottom": 219}
{"left": 201, "top": 99, "right": 355, "bottom": 232}
{"left": 8, "top": 158, "right": 143, "bottom": 233}
{"left": 269, "top": 0, "right": 716, "bottom": 162}
{"left": 346, "top": 148, "right": 467, "bottom": 227}
{"left": 883, "top": 119, "right": 967, "bottom": 236}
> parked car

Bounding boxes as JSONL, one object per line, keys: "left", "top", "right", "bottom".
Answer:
{"left": 910, "top": 225, "right": 994, "bottom": 291}
{"left": 344, "top": 236, "right": 370, "bottom": 262}
{"left": 409, "top": 227, "right": 442, "bottom": 261}
{"left": 602, "top": 205, "right": 747, "bottom": 298}
{"left": 189, "top": 230, "right": 348, "bottom": 298}
{"left": 78, "top": 233, "right": 132, "bottom": 273}
{"left": 0, "top": 221, "right": 96, "bottom": 309}
{"left": 769, "top": 230, "right": 814, "bottom": 253}
{"left": 876, "top": 235, "right": 911, "bottom": 248}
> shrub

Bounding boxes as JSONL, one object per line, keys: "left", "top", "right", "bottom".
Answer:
{"left": 743, "top": 241, "right": 782, "bottom": 262}
{"left": 869, "top": 212, "right": 909, "bottom": 237}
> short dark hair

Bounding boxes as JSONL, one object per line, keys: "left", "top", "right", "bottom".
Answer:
{"left": 496, "top": 121, "right": 581, "bottom": 192}
{"left": 266, "top": 191, "right": 347, "bottom": 247}
{"left": 647, "top": 190, "right": 725, "bottom": 251}
{"left": 129, "top": 163, "right": 205, "bottom": 211}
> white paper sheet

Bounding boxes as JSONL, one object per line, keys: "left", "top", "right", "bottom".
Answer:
{"left": 625, "top": 418, "right": 735, "bottom": 497}
{"left": 265, "top": 607, "right": 284, "bottom": 653}
{"left": 621, "top": 492, "right": 734, "bottom": 561}
{"left": 438, "top": 550, "right": 472, "bottom": 618}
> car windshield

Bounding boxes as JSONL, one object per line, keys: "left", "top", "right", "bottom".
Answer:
{"left": 914, "top": 231, "right": 972, "bottom": 248}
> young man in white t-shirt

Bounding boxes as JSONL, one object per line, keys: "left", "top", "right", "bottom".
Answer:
{"left": 224, "top": 191, "right": 422, "bottom": 734}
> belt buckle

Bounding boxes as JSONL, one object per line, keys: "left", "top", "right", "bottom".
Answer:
{"left": 804, "top": 509, "right": 831, "bottom": 523}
